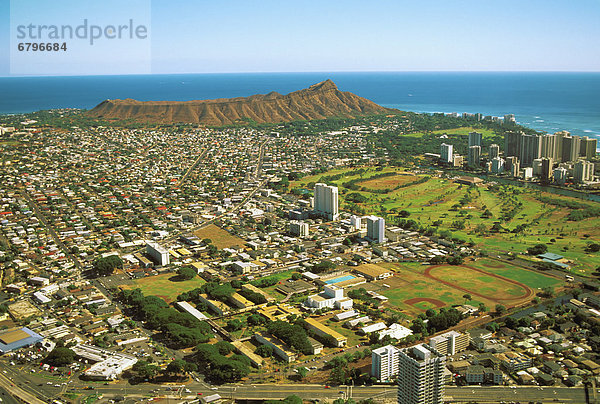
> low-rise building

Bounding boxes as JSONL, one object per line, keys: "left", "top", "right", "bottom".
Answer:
{"left": 254, "top": 332, "right": 296, "bottom": 363}
{"left": 304, "top": 318, "right": 347, "bottom": 347}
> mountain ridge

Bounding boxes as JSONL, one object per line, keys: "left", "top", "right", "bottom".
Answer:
{"left": 86, "top": 80, "right": 396, "bottom": 125}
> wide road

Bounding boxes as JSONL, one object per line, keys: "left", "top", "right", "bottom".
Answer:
{"left": 210, "top": 384, "right": 587, "bottom": 403}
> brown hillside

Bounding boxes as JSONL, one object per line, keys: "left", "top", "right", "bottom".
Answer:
{"left": 86, "top": 79, "right": 396, "bottom": 125}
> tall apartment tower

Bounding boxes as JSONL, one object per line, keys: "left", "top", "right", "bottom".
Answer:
{"left": 350, "top": 215, "right": 362, "bottom": 230}
{"left": 366, "top": 215, "right": 386, "bottom": 243}
{"left": 314, "top": 183, "right": 339, "bottom": 221}
{"left": 520, "top": 134, "right": 541, "bottom": 167}
{"left": 562, "top": 136, "right": 581, "bottom": 163}
{"left": 468, "top": 145, "right": 481, "bottom": 167}
{"left": 397, "top": 344, "right": 446, "bottom": 404}
{"left": 489, "top": 144, "right": 500, "bottom": 159}
{"left": 574, "top": 160, "right": 594, "bottom": 183}
{"left": 540, "top": 134, "right": 558, "bottom": 161}
{"left": 504, "top": 131, "right": 522, "bottom": 158}
{"left": 371, "top": 345, "right": 400, "bottom": 382}
{"left": 468, "top": 132, "right": 482, "bottom": 148}
{"left": 580, "top": 136, "right": 598, "bottom": 160}
{"left": 540, "top": 158, "right": 553, "bottom": 185}
{"left": 440, "top": 143, "right": 453, "bottom": 164}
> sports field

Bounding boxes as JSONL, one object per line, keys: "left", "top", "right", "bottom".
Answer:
{"left": 121, "top": 273, "right": 206, "bottom": 303}
{"left": 194, "top": 224, "right": 246, "bottom": 249}
{"left": 364, "top": 259, "right": 562, "bottom": 317}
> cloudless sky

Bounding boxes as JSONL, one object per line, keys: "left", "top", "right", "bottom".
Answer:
{"left": 1, "top": 0, "right": 599, "bottom": 76}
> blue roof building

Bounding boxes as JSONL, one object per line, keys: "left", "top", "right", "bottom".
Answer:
{"left": 0, "top": 327, "right": 43, "bottom": 353}
{"left": 537, "top": 252, "right": 564, "bottom": 261}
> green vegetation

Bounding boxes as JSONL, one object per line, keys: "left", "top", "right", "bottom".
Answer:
{"left": 267, "top": 320, "right": 312, "bottom": 355}
{"left": 92, "top": 255, "right": 123, "bottom": 277}
{"left": 293, "top": 164, "right": 600, "bottom": 273}
{"left": 118, "top": 288, "right": 212, "bottom": 348}
{"left": 194, "top": 343, "right": 251, "bottom": 384}
{"left": 122, "top": 273, "right": 205, "bottom": 303}
{"left": 44, "top": 346, "right": 75, "bottom": 367}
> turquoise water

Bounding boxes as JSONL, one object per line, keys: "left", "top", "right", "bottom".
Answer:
{"left": 325, "top": 275, "right": 356, "bottom": 284}
{"left": 1, "top": 72, "right": 599, "bottom": 141}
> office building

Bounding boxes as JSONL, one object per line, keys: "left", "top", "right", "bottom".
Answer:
{"left": 488, "top": 144, "right": 500, "bottom": 159}
{"left": 397, "top": 344, "right": 446, "bottom": 404}
{"left": 429, "top": 331, "right": 470, "bottom": 356}
{"left": 520, "top": 134, "right": 541, "bottom": 167}
{"left": 372, "top": 345, "right": 400, "bottom": 382}
{"left": 314, "top": 183, "right": 339, "bottom": 221}
{"left": 440, "top": 143, "right": 453, "bottom": 164}
{"left": 468, "top": 145, "right": 481, "bottom": 167}
{"left": 580, "top": 136, "right": 598, "bottom": 160}
{"left": 289, "top": 221, "right": 309, "bottom": 237}
{"left": 452, "top": 154, "right": 464, "bottom": 167}
{"left": 366, "top": 215, "right": 386, "bottom": 243}
{"left": 490, "top": 157, "right": 504, "bottom": 174}
{"left": 468, "top": 132, "right": 482, "bottom": 148}
{"left": 523, "top": 167, "right": 533, "bottom": 180}
{"left": 146, "top": 241, "right": 170, "bottom": 267}
{"left": 562, "top": 136, "right": 581, "bottom": 163}
{"left": 553, "top": 167, "right": 567, "bottom": 185}
{"left": 574, "top": 160, "right": 594, "bottom": 183}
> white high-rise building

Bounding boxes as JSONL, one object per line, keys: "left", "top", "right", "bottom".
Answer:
{"left": 350, "top": 215, "right": 362, "bottom": 230}
{"left": 314, "top": 183, "right": 339, "bottom": 221}
{"left": 553, "top": 167, "right": 568, "bottom": 185}
{"left": 146, "top": 241, "right": 170, "bottom": 267}
{"left": 397, "top": 344, "right": 446, "bottom": 404}
{"left": 372, "top": 345, "right": 400, "bottom": 382}
{"left": 574, "top": 160, "right": 594, "bottom": 183}
{"left": 440, "top": 143, "right": 453, "bottom": 164}
{"left": 289, "top": 221, "right": 309, "bottom": 237}
{"left": 489, "top": 144, "right": 500, "bottom": 159}
{"left": 366, "top": 215, "right": 385, "bottom": 243}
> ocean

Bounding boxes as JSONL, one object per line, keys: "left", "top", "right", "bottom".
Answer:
{"left": 1, "top": 72, "right": 599, "bottom": 141}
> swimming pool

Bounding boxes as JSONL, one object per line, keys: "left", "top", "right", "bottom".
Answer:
{"left": 325, "top": 275, "right": 356, "bottom": 284}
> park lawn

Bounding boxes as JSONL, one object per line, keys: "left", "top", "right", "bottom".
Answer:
{"left": 322, "top": 318, "right": 363, "bottom": 347}
{"left": 194, "top": 224, "right": 246, "bottom": 249}
{"left": 121, "top": 272, "right": 205, "bottom": 303}
{"left": 427, "top": 265, "right": 529, "bottom": 300}
{"left": 430, "top": 126, "right": 497, "bottom": 138}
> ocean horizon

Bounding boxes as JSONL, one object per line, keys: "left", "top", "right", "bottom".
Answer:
{"left": 1, "top": 71, "right": 599, "bottom": 142}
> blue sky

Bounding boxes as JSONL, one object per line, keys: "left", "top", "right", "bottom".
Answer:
{"left": 1, "top": 0, "right": 599, "bottom": 76}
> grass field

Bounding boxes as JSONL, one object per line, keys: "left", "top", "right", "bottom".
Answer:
{"left": 293, "top": 165, "right": 600, "bottom": 274}
{"left": 405, "top": 126, "right": 497, "bottom": 139}
{"left": 121, "top": 273, "right": 206, "bottom": 303}
{"left": 194, "top": 224, "right": 246, "bottom": 249}
{"left": 358, "top": 174, "right": 418, "bottom": 190}
{"left": 357, "top": 259, "right": 562, "bottom": 317}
